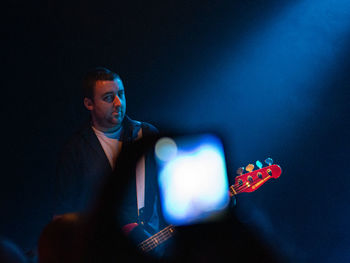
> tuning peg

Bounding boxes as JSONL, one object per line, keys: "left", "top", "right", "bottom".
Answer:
{"left": 236, "top": 167, "right": 244, "bottom": 176}
{"left": 245, "top": 164, "right": 254, "bottom": 173}
{"left": 264, "top": 157, "right": 273, "bottom": 166}
{"left": 256, "top": 160, "right": 263, "bottom": 169}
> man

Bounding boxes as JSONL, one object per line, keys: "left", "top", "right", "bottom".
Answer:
{"left": 54, "top": 67, "right": 162, "bottom": 239}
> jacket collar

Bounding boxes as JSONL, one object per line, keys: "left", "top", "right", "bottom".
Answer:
{"left": 78, "top": 115, "right": 136, "bottom": 170}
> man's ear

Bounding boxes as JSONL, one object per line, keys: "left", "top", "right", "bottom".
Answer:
{"left": 84, "top": 97, "right": 94, "bottom": 111}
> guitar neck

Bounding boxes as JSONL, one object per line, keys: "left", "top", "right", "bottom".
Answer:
{"left": 229, "top": 184, "right": 241, "bottom": 196}
{"left": 138, "top": 225, "right": 175, "bottom": 252}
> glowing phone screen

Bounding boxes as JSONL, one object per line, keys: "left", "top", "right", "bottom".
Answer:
{"left": 155, "top": 134, "right": 229, "bottom": 226}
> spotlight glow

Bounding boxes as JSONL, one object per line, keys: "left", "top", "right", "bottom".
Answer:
{"left": 155, "top": 137, "right": 178, "bottom": 162}
{"left": 157, "top": 134, "right": 229, "bottom": 225}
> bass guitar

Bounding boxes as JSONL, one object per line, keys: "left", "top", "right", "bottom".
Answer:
{"left": 126, "top": 158, "right": 282, "bottom": 253}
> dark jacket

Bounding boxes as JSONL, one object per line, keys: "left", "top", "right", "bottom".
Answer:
{"left": 54, "top": 115, "right": 162, "bottom": 230}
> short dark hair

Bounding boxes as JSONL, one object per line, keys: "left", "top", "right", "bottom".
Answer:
{"left": 82, "top": 67, "right": 120, "bottom": 99}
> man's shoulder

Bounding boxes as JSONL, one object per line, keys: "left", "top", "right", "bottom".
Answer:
{"left": 61, "top": 121, "right": 94, "bottom": 151}
{"left": 141, "top": 122, "right": 159, "bottom": 135}
{"left": 124, "top": 116, "right": 158, "bottom": 135}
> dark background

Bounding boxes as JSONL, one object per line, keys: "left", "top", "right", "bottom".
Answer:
{"left": 2, "top": 0, "right": 350, "bottom": 262}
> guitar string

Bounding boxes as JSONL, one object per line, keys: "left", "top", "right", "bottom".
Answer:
{"left": 234, "top": 180, "right": 259, "bottom": 193}
{"left": 140, "top": 227, "right": 174, "bottom": 251}
{"left": 138, "top": 225, "right": 174, "bottom": 251}
{"left": 139, "top": 225, "right": 173, "bottom": 247}
{"left": 140, "top": 229, "right": 173, "bottom": 252}
{"left": 139, "top": 233, "right": 165, "bottom": 251}
{"left": 233, "top": 175, "right": 271, "bottom": 193}
{"left": 141, "top": 226, "right": 174, "bottom": 251}
{"left": 233, "top": 166, "right": 278, "bottom": 193}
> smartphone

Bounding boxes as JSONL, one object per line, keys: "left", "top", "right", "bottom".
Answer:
{"left": 155, "top": 134, "right": 229, "bottom": 226}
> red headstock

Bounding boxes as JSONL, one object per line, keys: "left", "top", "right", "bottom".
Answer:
{"left": 229, "top": 161, "right": 282, "bottom": 196}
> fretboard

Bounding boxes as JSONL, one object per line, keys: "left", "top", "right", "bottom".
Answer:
{"left": 138, "top": 225, "right": 175, "bottom": 252}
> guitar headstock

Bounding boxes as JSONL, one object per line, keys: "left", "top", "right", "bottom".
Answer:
{"left": 230, "top": 158, "right": 282, "bottom": 195}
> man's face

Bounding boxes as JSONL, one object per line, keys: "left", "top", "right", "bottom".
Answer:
{"left": 84, "top": 78, "right": 126, "bottom": 132}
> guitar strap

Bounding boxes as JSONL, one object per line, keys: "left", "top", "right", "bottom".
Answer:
{"left": 135, "top": 127, "right": 145, "bottom": 219}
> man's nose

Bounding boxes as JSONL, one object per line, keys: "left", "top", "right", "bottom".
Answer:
{"left": 113, "top": 95, "right": 121, "bottom": 106}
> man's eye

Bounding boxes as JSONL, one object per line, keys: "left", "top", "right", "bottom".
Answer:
{"left": 104, "top": 95, "right": 114, "bottom": 102}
